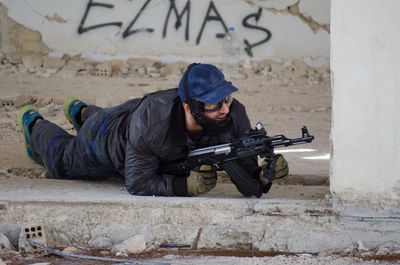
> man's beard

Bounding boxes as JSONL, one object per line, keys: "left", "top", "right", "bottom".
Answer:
{"left": 192, "top": 112, "right": 232, "bottom": 134}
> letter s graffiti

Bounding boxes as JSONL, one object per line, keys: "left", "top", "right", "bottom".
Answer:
{"left": 242, "top": 8, "right": 271, "bottom": 57}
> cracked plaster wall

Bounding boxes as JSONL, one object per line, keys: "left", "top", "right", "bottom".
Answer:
{"left": 0, "top": 3, "right": 49, "bottom": 62}
{"left": 330, "top": 0, "right": 400, "bottom": 209}
{"left": 0, "top": 0, "right": 329, "bottom": 61}
{"left": 248, "top": 0, "right": 330, "bottom": 33}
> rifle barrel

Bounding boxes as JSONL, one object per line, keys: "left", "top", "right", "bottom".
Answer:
{"left": 189, "top": 143, "right": 232, "bottom": 156}
{"left": 270, "top": 136, "right": 314, "bottom": 147}
{"left": 188, "top": 129, "right": 314, "bottom": 157}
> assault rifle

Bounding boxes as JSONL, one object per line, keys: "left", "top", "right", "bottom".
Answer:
{"left": 162, "top": 123, "right": 314, "bottom": 198}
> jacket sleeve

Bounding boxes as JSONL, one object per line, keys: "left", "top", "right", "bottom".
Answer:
{"left": 124, "top": 116, "right": 188, "bottom": 196}
{"left": 232, "top": 101, "right": 261, "bottom": 178}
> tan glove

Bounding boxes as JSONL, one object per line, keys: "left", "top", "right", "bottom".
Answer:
{"left": 260, "top": 154, "right": 289, "bottom": 182}
{"left": 187, "top": 165, "right": 217, "bottom": 197}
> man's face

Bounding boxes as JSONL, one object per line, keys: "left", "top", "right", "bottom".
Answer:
{"left": 202, "top": 96, "right": 232, "bottom": 121}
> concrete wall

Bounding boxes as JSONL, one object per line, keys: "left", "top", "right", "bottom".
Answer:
{"left": 330, "top": 0, "right": 400, "bottom": 209}
{"left": 0, "top": 0, "right": 330, "bottom": 62}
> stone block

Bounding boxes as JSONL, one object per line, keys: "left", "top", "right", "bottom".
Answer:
{"left": 136, "top": 66, "right": 146, "bottom": 76}
{"left": 165, "top": 61, "right": 187, "bottom": 75}
{"left": 126, "top": 57, "right": 155, "bottom": 69}
{"left": 14, "top": 94, "right": 36, "bottom": 108}
{"left": 95, "top": 62, "right": 112, "bottom": 77}
{"left": 18, "top": 29, "right": 41, "bottom": 42}
{"left": 109, "top": 59, "right": 129, "bottom": 75}
{"left": 111, "top": 234, "right": 146, "bottom": 254}
{"left": 42, "top": 55, "right": 65, "bottom": 71}
{"left": 160, "top": 65, "right": 172, "bottom": 76}
{"left": 22, "top": 54, "right": 42, "bottom": 72}
{"left": 4, "top": 52, "right": 23, "bottom": 64}
{"left": 145, "top": 65, "right": 159, "bottom": 74}
{"left": 0, "top": 232, "right": 15, "bottom": 250}
{"left": 18, "top": 224, "right": 47, "bottom": 254}
{"left": 22, "top": 40, "right": 48, "bottom": 53}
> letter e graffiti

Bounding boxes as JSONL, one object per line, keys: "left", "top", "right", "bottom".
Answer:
{"left": 163, "top": 0, "right": 191, "bottom": 41}
{"left": 242, "top": 8, "right": 271, "bottom": 57}
{"left": 123, "top": 0, "right": 154, "bottom": 38}
{"left": 78, "top": 0, "right": 122, "bottom": 34}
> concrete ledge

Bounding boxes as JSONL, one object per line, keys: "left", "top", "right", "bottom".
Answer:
{"left": 1, "top": 177, "right": 399, "bottom": 254}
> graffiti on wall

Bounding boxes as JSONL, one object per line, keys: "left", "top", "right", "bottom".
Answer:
{"left": 78, "top": 0, "right": 272, "bottom": 57}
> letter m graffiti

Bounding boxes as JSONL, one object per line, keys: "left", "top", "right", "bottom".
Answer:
{"left": 163, "top": 0, "right": 191, "bottom": 41}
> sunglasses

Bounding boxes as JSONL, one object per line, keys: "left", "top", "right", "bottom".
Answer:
{"left": 202, "top": 95, "right": 233, "bottom": 113}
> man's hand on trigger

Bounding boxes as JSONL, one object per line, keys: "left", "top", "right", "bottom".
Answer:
{"left": 187, "top": 165, "right": 217, "bottom": 196}
{"left": 259, "top": 154, "right": 289, "bottom": 184}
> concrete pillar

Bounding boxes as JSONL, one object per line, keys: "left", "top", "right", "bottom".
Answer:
{"left": 330, "top": 1, "right": 400, "bottom": 210}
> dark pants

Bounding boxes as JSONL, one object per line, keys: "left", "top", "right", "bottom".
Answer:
{"left": 30, "top": 99, "right": 139, "bottom": 180}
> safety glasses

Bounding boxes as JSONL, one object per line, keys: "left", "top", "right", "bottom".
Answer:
{"left": 203, "top": 95, "right": 233, "bottom": 113}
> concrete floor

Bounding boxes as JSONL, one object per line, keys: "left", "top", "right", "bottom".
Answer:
{"left": 1, "top": 174, "right": 399, "bottom": 256}
{"left": 0, "top": 175, "right": 329, "bottom": 201}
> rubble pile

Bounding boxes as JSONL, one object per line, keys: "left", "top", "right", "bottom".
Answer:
{"left": 0, "top": 50, "right": 330, "bottom": 82}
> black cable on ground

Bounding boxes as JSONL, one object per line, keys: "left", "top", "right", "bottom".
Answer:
{"left": 159, "top": 243, "right": 191, "bottom": 248}
{"left": 26, "top": 239, "right": 170, "bottom": 265}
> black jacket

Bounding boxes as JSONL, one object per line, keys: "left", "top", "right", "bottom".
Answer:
{"left": 107, "top": 89, "right": 259, "bottom": 196}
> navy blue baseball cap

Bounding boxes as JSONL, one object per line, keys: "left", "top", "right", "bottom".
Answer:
{"left": 178, "top": 64, "right": 238, "bottom": 104}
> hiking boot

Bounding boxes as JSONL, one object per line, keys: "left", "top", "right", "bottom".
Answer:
{"left": 63, "top": 97, "right": 88, "bottom": 132}
{"left": 17, "top": 105, "right": 43, "bottom": 161}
